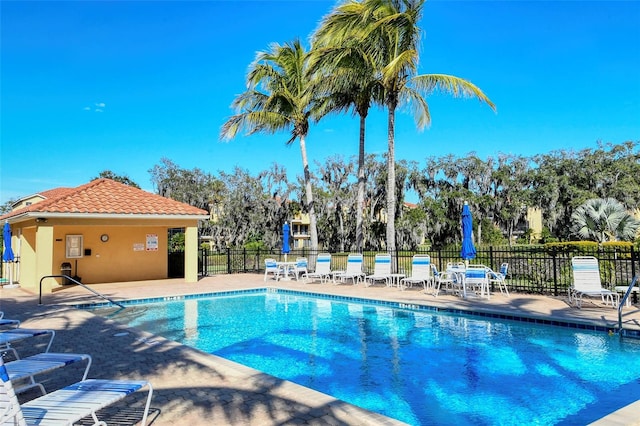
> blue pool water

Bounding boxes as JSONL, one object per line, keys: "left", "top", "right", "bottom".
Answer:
{"left": 92, "top": 290, "right": 640, "bottom": 425}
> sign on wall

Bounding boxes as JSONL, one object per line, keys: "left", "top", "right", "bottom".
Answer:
{"left": 146, "top": 234, "right": 158, "bottom": 251}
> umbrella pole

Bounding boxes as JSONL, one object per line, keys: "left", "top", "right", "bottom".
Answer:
{"left": 4, "top": 262, "right": 19, "bottom": 288}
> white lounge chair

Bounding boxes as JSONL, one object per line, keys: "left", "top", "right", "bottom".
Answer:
{"left": 487, "top": 263, "right": 510, "bottom": 297}
{"left": 365, "top": 254, "right": 392, "bottom": 287}
{"left": 0, "top": 319, "right": 20, "bottom": 329}
{"left": 303, "top": 253, "right": 332, "bottom": 283}
{"left": 1, "top": 329, "right": 56, "bottom": 359}
{"left": 263, "top": 258, "right": 281, "bottom": 281}
{"left": 333, "top": 254, "right": 365, "bottom": 285}
{"left": 0, "top": 312, "right": 20, "bottom": 329}
{"left": 569, "top": 256, "right": 619, "bottom": 308}
{"left": 0, "top": 356, "right": 153, "bottom": 426}
{"left": 399, "top": 255, "right": 432, "bottom": 291}
{"left": 5, "top": 352, "right": 92, "bottom": 395}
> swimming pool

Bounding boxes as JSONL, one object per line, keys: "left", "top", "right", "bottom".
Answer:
{"left": 87, "top": 289, "right": 640, "bottom": 425}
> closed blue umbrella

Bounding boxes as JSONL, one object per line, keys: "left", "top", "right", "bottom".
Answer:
{"left": 460, "top": 203, "right": 476, "bottom": 262}
{"left": 3, "top": 221, "right": 15, "bottom": 286}
{"left": 282, "top": 221, "right": 291, "bottom": 261}
{"left": 2, "top": 222, "right": 14, "bottom": 262}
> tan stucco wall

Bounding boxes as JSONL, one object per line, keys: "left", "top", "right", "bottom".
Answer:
{"left": 51, "top": 224, "right": 168, "bottom": 285}
{"left": 10, "top": 218, "right": 202, "bottom": 294}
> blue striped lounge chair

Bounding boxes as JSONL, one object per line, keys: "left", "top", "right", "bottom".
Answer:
{"left": 334, "top": 254, "right": 365, "bottom": 285}
{"left": 0, "top": 356, "right": 153, "bottom": 426}
{"left": 0, "top": 328, "right": 56, "bottom": 359}
{"left": 365, "top": 254, "right": 392, "bottom": 287}
{"left": 303, "top": 254, "right": 332, "bottom": 283}
{"left": 400, "top": 255, "right": 432, "bottom": 292}
{"left": 5, "top": 352, "right": 92, "bottom": 395}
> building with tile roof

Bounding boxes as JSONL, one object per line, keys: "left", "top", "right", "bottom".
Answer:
{"left": 1, "top": 179, "right": 209, "bottom": 293}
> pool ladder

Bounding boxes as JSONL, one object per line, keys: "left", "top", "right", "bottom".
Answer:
{"left": 617, "top": 275, "right": 638, "bottom": 338}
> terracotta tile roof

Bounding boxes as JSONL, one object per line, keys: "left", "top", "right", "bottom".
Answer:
{"left": 37, "top": 187, "right": 76, "bottom": 200}
{"left": 1, "top": 179, "right": 209, "bottom": 220}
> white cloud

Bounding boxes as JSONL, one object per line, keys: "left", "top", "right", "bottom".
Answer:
{"left": 83, "top": 102, "right": 106, "bottom": 112}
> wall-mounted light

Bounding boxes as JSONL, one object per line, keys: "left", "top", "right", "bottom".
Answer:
{"left": 35, "top": 218, "right": 48, "bottom": 223}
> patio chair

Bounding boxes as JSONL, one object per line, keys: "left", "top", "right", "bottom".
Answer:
{"left": 333, "top": 253, "right": 365, "bottom": 285}
{"left": 431, "top": 265, "right": 454, "bottom": 297}
{"left": 400, "top": 255, "right": 432, "bottom": 292}
{"left": 303, "top": 253, "right": 332, "bottom": 284}
{"left": 293, "top": 257, "right": 308, "bottom": 281}
{"left": 569, "top": 256, "right": 619, "bottom": 308}
{"left": 263, "top": 258, "right": 281, "bottom": 281}
{"left": 0, "top": 356, "right": 153, "bottom": 426}
{"left": 487, "top": 263, "right": 510, "bottom": 297}
{"left": 365, "top": 254, "right": 392, "bottom": 287}
{"left": 463, "top": 265, "right": 490, "bottom": 299}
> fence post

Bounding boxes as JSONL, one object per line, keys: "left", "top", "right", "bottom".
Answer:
{"left": 226, "top": 247, "right": 231, "bottom": 274}
{"left": 552, "top": 248, "right": 558, "bottom": 296}
{"left": 243, "top": 248, "right": 247, "bottom": 273}
{"left": 632, "top": 246, "right": 636, "bottom": 279}
{"left": 201, "top": 248, "right": 206, "bottom": 277}
{"left": 257, "top": 248, "right": 261, "bottom": 274}
{"left": 489, "top": 246, "right": 494, "bottom": 270}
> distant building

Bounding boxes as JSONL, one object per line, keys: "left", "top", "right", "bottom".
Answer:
{"left": 291, "top": 213, "right": 311, "bottom": 249}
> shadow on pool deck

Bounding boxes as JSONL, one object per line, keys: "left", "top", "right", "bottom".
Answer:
{"left": 2, "top": 273, "right": 640, "bottom": 425}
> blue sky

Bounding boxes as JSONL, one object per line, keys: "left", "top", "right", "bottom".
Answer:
{"left": 1, "top": 1, "right": 639, "bottom": 205}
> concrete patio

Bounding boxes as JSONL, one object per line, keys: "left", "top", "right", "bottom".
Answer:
{"left": 1, "top": 274, "right": 640, "bottom": 425}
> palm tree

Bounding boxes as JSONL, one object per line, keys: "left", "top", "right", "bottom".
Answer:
{"left": 220, "top": 40, "right": 320, "bottom": 250}
{"left": 311, "top": 0, "right": 496, "bottom": 253}
{"left": 366, "top": 0, "right": 496, "bottom": 253}
{"left": 311, "top": 9, "right": 383, "bottom": 252}
{"left": 571, "top": 198, "right": 640, "bottom": 242}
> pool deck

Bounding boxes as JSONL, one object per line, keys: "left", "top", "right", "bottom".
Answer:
{"left": 2, "top": 274, "right": 640, "bottom": 425}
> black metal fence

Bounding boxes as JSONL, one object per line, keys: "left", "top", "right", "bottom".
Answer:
{"left": 199, "top": 245, "right": 638, "bottom": 296}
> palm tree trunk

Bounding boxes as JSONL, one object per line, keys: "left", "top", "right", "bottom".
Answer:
{"left": 356, "top": 114, "right": 366, "bottom": 251}
{"left": 386, "top": 105, "right": 396, "bottom": 255}
{"left": 299, "top": 134, "right": 319, "bottom": 250}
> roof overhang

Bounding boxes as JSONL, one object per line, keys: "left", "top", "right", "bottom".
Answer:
{"left": 6, "top": 212, "right": 210, "bottom": 224}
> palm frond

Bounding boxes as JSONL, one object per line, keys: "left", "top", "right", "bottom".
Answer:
{"left": 411, "top": 74, "right": 497, "bottom": 111}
